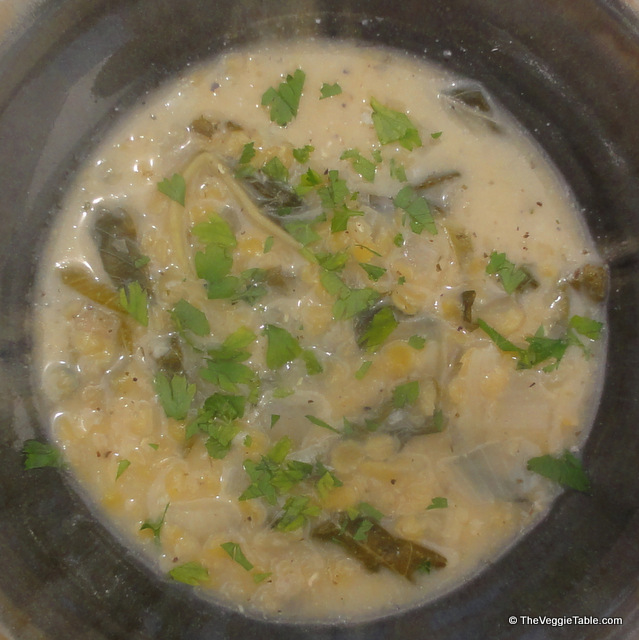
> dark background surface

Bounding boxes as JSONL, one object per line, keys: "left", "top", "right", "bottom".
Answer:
{"left": 0, "top": 1, "right": 638, "bottom": 638}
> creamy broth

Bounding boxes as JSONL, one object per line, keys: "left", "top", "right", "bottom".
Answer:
{"left": 33, "top": 41, "right": 606, "bottom": 620}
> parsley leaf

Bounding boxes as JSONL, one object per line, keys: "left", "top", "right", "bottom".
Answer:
{"left": 261, "top": 69, "right": 306, "bottom": 126}
{"left": 169, "top": 561, "right": 209, "bottom": 586}
{"left": 116, "top": 459, "right": 131, "bottom": 479}
{"left": 355, "top": 360, "right": 372, "bottom": 379}
{"left": 275, "top": 495, "right": 321, "bottom": 531}
{"left": 359, "top": 262, "right": 386, "bottom": 282}
{"left": 23, "top": 440, "right": 65, "bottom": 470}
{"left": 392, "top": 380, "right": 419, "bottom": 408}
{"left": 220, "top": 542, "right": 254, "bottom": 570}
{"left": 171, "top": 299, "right": 210, "bottom": 336}
{"left": 331, "top": 205, "right": 364, "bottom": 233}
{"left": 320, "top": 82, "right": 342, "bottom": 99}
{"left": 205, "top": 422, "right": 240, "bottom": 459}
{"left": 527, "top": 450, "right": 590, "bottom": 492}
{"left": 340, "top": 148, "right": 377, "bottom": 182}
{"left": 390, "top": 158, "right": 408, "bottom": 182}
{"left": 408, "top": 335, "right": 426, "bottom": 350}
{"left": 357, "top": 306, "right": 399, "bottom": 352}
{"left": 305, "top": 415, "right": 340, "bottom": 433}
{"left": 370, "top": 98, "right": 422, "bottom": 150}
{"left": 239, "top": 141, "right": 256, "bottom": 164}
{"left": 426, "top": 497, "right": 448, "bottom": 510}
{"left": 568, "top": 315, "right": 604, "bottom": 340}
{"left": 486, "top": 251, "right": 536, "bottom": 294}
{"left": 394, "top": 185, "right": 437, "bottom": 235}
{"left": 302, "top": 349, "right": 323, "bottom": 375}
{"left": 140, "top": 503, "right": 169, "bottom": 543}
{"left": 283, "top": 219, "right": 321, "bottom": 246}
{"left": 318, "top": 170, "right": 350, "bottom": 210}
{"left": 263, "top": 324, "right": 302, "bottom": 369}
{"left": 154, "top": 373, "right": 196, "bottom": 420}
{"left": 157, "top": 173, "right": 186, "bottom": 206}
{"left": 119, "top": 281, "right": 148, "bottom": 326}
{"left": 293, "top": 145, "right": 314, "bottom": 163}
{"left": 262, "top": 156, "right": 289, "bottom": 183}
{"left": 192, "top": 214, "right": 237, "bottom": 249}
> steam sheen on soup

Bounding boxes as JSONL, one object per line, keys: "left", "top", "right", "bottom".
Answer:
{"left": 33, "top": 42, "right": 606, "bottom": 620}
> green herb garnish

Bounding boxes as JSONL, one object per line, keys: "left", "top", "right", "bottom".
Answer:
{"left": 154, "top": 373, "right": 196, "bottom": 421}
{"left": 23, "top": 440, "right": 65, "bottom": 470}
{"left": 157, "top": 173, "right": 186, "bottom": 206}
{"left": 527, "top": 450, "right": 590, "bottom": 492}
{"left": 261, "top": 69, "right": 306, "bottom": 126}
{"left": 119, "top": 281, "right": 148, "bottom": 326}
{"left": 169, "top": 561, "right": 209, "bottom": 586}
{"left": 320, "top": 82, "right": 342, "bottom": 99}
{"left": 394, "top": 186, "right": 437, "bottom": 235}
{"left": 370, "top": 98, "right": 422, "bottom": 150}
{"left": 221, "top": 542, "right": 254, "bottom": 570}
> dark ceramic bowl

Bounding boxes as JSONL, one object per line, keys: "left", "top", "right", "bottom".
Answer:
{"left": 1, "top": 1, "right": 639, "bottom": 638}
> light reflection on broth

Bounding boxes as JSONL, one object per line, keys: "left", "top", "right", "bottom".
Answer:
{"left": 33, "top": 41, "right": 605, "bottom": 620}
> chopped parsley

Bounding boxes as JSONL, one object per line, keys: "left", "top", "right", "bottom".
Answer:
{"left": 331, "top": 205, "right": 364, "bottom": 233}
{"left": 485, "top": 251, "right": 536, "bottom": 294}
{"left": 293, "top": 144, "right": 314, "bottom": 163}
{"left": 171, "top": 299, "right": 210, "bottom": 336}
{"left": 359, "top": 262, "right": 387, "bottom": 282}
{"left": 116, "top": 459, "right": 131, "bottom": 480}
{"left": 275, "top": 495, "right": 321, "bottom": 531}
{"left": 140, "top": 503, "right": 169, "bottom": 543}
{"left": 261, "top": 156, "right": 289, "bottom": 183}
{"left": 154, "top": 373, "right": 196, "bottom": 421}
{"left": 320, "top": 82, "right": 342, "bottom": 99}
{"left": 357, "top": 306, "right": 399, "bottom": 352}
{"left": 168, "top": 561, "right": 209, "bottom": 586}
{"left": 157, "top": 173, "right": 186, "bottom": 206}
{"left": 392, "top": 380, "right": 419, "bottom": 408}
{"left": 261, "top": 69, "right": 306, "bottom": 126}
{"left": 263, "top": 324, "right": 302, "bottom": 369}
{"left": 340, "top": 148, "right": 377, "bottom": 182}
{"left": 370, "top": 98, "right": 422, "bottom": 150}
{"left": 23, "top": 440, "right": 65, "bottom": 470}
{"left": 305, "top": 415, "right": 340, "bottom": 433}
{"left": 394, "top": 185, "right": 437, "bottom": 235}
{"left": 238, "top": 141, "right": 256, "bottom": 164}
{"left": 119, "top": 281, "right": 148, "bottom": 326}
{"left": 527, "top": 450, "right": 590, "bottom": 492}
{"left": 221, "top": 542, "right": 254, "bottom": 570}
{"left": 355, "top": 360, "right": 373, "bottom": 380}
{"left": 426, "top": 497, "right": 448, "bottom": 510}
{"left": 192, "top": 213, "right": 237, "bottom": 249}
{"left": 408, "top": 335, "right": 426, "bottom": 350}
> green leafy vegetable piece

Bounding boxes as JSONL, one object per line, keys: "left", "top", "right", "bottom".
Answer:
{"left": 293, "top": 145, "right": 314, "bottom": 163}
{"left": 275, "top": 495, "right": 321, "bottom": 531}
{"left": 305, "top": 415, "right": 340, "bottom": 433}
{"left": 357, "top": 306, "right": 399, "bottom": 352}
{"left": 171, "top": 299, "right": 210, "bottom": 336}
{"left": 318, "top": 170, "right": 350, "bottom": 210}
{"left": 116, "top": 459, "right": 131, "bottom": 480}
{"left": 359, "top": 262, "right": 387, "bottom": 282}
{"left": 221, "top": 542, "right": 254, "bottom": 570}
{"left": 205, "top": 422, "right": 240, "bottom": 459}
{"left": 312, "top": 514, "right": 446, "bottom": 579}
{"left": 169, "top": 561, "right": 209, "bottom": 586}
{"left": 394, "top": 186, "right": 437, "bottom": 235}
{"left": 263, "top": 236, "right": 274, "bottom": 253}
{"left": 426, "top": 497, "right": 448, "bottom": 510}
{"left": 262, "top": 156, "right": 289, "bottom": 183}
{"left": 192, "top": 214, "right": 237, "bottom": 249}
{"left": 340, "top": 148, "right": 376, "bottom": 182}
{"left": 331, "top": 205, "right": 364, "bottom": 233}
{"left": 119, "top": 281, "right": 148, "bottom": 326}
{"left": 23, "top": 440, "right": 65, "bottom": 470}
{"left": 392, "top": 380, "right": 419, "bottom": 408}
{"left": 200, "top": 360, "right": 256, "bottom": 394}
{"left": 568, "top": 315, "right": 604, "bottom": 340}
{"left": 253, "top": 572, "right": 273, "bottom": 583}
{"left": 527, "top": 450, "right": 590, "bottom": 492}
{"left": 264, "top": 324, "right": 302, "bottom": 369}
{"left": 195, "top": 244, "right": 233, "bottom": 287}
{"left": 355, "top": 502, "right": 384, "bottom": 522}
{"left": 408, "top": 335, "right": 426, "bottom": 350}
{"left": 320, "top": 82, "right": 342, "bottom": 99}
{"left": 393, "top": 233, "right": 405, "bottom": 247}
{"left": 158, "top": 173, "right": 186, "bottom": 206}
{"left": 154, "top": 373, "right": 196, "bottom": 421}
{"left": 239, "top": 142, "right": 256, "bottom": 164}
{"left": 370, "top": 98, "right": 422, "bottom": 150}
{"left": 355, "top": 360, "right": 372, "bottom": 380}
{"left": 140, "top": 503, "right": 169, "bottom": 543}
{"left": 302, "top": 349, "right": 323, "bottom": 375}
{"left": 315, "top": 251, "right": 349, "bottom": 272}
{"left": 316, "top": 467, "right": 343, "bottom": 500}
{"left": 270, "top": 414, "right": 281, "bottom": 428}
{"left": 295, "top": 167, "right": 323, "bottom": 195}
{"left": 390, "top": 158, "right": 408, "bottom": 182}
{"left": 485, "top": 251, "right": 536, "bottom": 294}
{"left": 283, "top": 220, "right": 321, "bottom": 246}
{"left": 261, "top": 69, "right": 306, "bottom": 126}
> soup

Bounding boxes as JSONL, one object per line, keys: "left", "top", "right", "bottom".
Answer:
{"left": 32, "top": 41, "right": 606, "bottom": 620}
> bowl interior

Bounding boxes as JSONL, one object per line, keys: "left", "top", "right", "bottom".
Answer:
{"left": 1, "top": 1, "right": 639, "bottom": 638}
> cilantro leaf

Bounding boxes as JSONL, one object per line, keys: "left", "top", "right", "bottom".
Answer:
{"left": 408, "top": 335, "right": 426, "bottom": 350}
{"left": 370, "top": 98, "right": 422, "bottom": 150}
{"left": 426, "top": 497, "right": 448, "bottom": 510}
{"left": 340, "top": 148, "right": 376, "bottom": 182}
{"left": 315, "top": 250, "right": 349, "bottom": 272}
{"left": 264, "top": 324, "right": 302, "bottom": 369}
{"left": 359, "top": 262, "right": 386, "bottom": 282}
{"left": 331, "top": 205, "right": 364, "bottom": 233}
{"left": 157, "top": 173, "right": 186, "bottom": 206}
{"left": 486, "top": 251, "right": 536, "bottom": 294}
{"left": 283, "top": 220, "right": 321, "bottom": 246}
{"left": 568, "top": 315, "right": 604, "bottom": 340}
{"left": 527, "top": 450, "right": 590, "bottom": 492}
{"left": 394, "top": 186, "right": 437, "bottom": 235}
{"left": 320, "top": 82, "right": 342, "bottom": 99}
{"left": 305, "top": 415, "right": 340, "bottom": 433}
{"left": 318, "top": 170, "right": 350, "bottom": 210}
{"left": 392, "top": 380, "right": 419, "bottom": 408}
{"left": 357, "top": 306, "right": 399, "bottom": 352}
{"left": 200, "top": 360, "right": 256, "bottom": 394}
{"left": 192, "top": 214, "right": 237, "bottom": 249}
{"left": 205, "top": 422, "right": 240, "bottom": 459}
{"left": 261, "top": 69, "right": 306, "bottom": 126}
{"left": 221, "top": 541, "right": 254, "bottom": 570}
{"left": 262, "top": 156, "right": 289, "bottom": 183}
{"left": 116, "top": 459, "right": 131, "bottom": 479}
{"left": 390, "top": 158, "right": 408, "bottom": 182}
{"left": 275, "top": 495, "right": 321, "bottom": 532}
{"left": 154, "top": 373, "right": 196, "bottom": 421}
{"left": 171, "top": 299, "right": 210, "bottom": 336}
{"left": 169, "top": 561, "right": 209, "bottom": 586}
{"left": 302, "top": 349, "right": 323, "bottom": 375}
{"left": 239, "top": 141, "right": 256, "bottom": 164}
{"left": 476, "top": 319, "right": 525, "bottom": 355}
{"left": 293, "top": 145, "right": 314, "bottom": 163}
{"left": 119, "top": 281, "right": 148, "bottom": 326}
{"left": 140, "top": 503, "right": 169, "bottom": 543}
{"left": 195, "top": 244, "right": 233, "bottom": 287}
{"left": 23, "top": 439, "right": 65, "bottom": 470}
